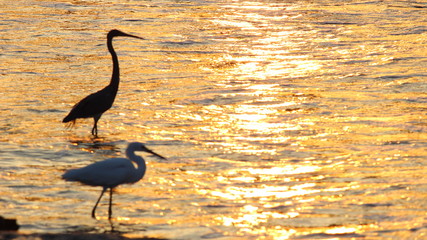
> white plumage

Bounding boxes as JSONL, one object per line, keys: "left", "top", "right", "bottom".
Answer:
{"left": 62, "top": 142, "right": 165, "bottom": 220}
{"left": 63, "top": 158, "right": 141, "bottom": 187}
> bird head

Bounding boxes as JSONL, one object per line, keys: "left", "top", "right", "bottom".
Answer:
{"left": 108, "top": 29, "right": 145, "bottom": 40}
{"left": 129, "top": 142, "right": 166, "bottom": 159}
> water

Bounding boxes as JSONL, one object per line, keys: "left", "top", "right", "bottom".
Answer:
{"left": 1, "top": 0, "right": 426, "bottom": 239}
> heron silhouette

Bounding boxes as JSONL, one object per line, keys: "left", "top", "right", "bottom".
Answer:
{"left": 63, "top": 30, "right": 144, "bottom": 136}
{"left": 62, "top": 142, "right": 166, "bottom": 220}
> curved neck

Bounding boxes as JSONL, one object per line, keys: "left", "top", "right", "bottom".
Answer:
{"left": 126, "top": 149, "right": 147, "bottom": 178}
{"left": 107, "top": 36, "right": 120, "bottom": 90}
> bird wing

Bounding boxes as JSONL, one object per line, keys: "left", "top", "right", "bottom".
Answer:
{"left": 63, "top": 158, "right": 135, "bottom": 188}
{"left": 63, "top": 88, "right": 116, "bottom": 122}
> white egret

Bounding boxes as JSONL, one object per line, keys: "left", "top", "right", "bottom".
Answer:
{"left": 62, "top": 142, "right": 165, "bottom": 220}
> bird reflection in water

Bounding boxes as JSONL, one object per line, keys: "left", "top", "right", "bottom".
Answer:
{"left": 63, "top": 30, "right": 144, "bottom": 136}
{"left": 67, "top": 137, "right": 122, "bottom": 155}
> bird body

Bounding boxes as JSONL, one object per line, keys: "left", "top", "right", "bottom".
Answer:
{"left": 62, "top": 142, "right": 165, "bottom": 219}
{"left": 63, "top": 87, "right": 115, "bottom": 121}
{"left": 62, "top": 157, "right": 143, "bottom": 188}
{"left": 63, "top": 30, "right": 144, "bottom": 136}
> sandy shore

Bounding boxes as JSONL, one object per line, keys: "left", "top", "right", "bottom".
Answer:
{"left": 0, "top": 233, "right": 166, "bottom": 240}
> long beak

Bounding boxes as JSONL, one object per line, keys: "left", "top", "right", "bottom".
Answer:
{"left": 145, "top": 148, "right": 166, "bottom": 160}
{"left": 125, "top": 33, "right": 145, "bottom": 40}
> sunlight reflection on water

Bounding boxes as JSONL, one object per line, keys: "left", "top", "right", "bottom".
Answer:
{"left": 0, "top": 0, "right": 426, "bottom": 239}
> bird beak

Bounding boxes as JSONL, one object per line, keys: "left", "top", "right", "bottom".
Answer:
{"left": 146, "top": 148, "right": 166, "bottom": 160}
{"left": 125, "top": 33, "right": 145, "bottom": 40}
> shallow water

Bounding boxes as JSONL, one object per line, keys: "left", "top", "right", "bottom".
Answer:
{"left": 1, "top": 0, "right": 426, "bottom": 239}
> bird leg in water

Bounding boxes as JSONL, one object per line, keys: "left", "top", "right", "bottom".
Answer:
{"left": 108, "top": 188, "right": 113, "bottom": 220}
{"left": 91, "top": 115, "right": 101, "bottom": 136}
{"left": 92, "top": 187, "right": 107, "bottom": 219}
{"left": 91, "top": 125, "right": 98, "bottom": 136}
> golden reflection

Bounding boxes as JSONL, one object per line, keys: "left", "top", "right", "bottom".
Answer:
{"left": 183, "top": 0, "right": 328, "bottom": 154}
{"left": 325, "top": 226, "right": 359, "bottom": 234}
{"left": 208, "top": 183, "right": 321, "bottom": 201}
{"left": 188, "top": 83, "right": 305, "bottom": 155}
{"left": 246, "top": 165, "right": 319, "bottom": 175}
{"left": 211, "top": 1, "right": 324, "bottom": 80}
{"left": 1, "top": 0, "right": 425, "bottom": 237}
{"left": 218, "top": 204, "right": 298, "bottom": 239}
{"left": 214, "top": 54, "right": 323, "bottom": 80}
{"left": 195, "top": 162, "right": 358, "bottom": 239}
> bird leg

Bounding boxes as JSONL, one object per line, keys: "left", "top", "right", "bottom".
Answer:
{"left": 91, "top": 122, "right": 98, "bottom": 136}
{"left": 92, "top": 115, "right": 101, "bottom": 136}
{"left": 92, "top": 187, "right": 107, "bottom": 219}
{"left": 108, "top": 188, "right": 113, "bottom": 220}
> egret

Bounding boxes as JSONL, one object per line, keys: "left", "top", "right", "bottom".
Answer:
{"left": 62, "top": 142, "right": 165, "bottom": 220}
{"left": 63, "top": 29, "right": 144, "bottom": 136}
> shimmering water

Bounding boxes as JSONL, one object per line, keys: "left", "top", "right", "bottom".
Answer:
{"left": 1, "top": 0, "right": 426, "bottom": 239}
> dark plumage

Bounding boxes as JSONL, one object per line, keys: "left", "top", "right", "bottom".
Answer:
{"left": 63, "top": 29, "right": 144, "bottom": 136}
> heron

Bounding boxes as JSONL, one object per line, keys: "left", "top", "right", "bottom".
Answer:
{"left": 62, "top": 142, "right": 166, "bottom": 220}
{"left": 63, "top": 29, "right": 144, "bottom": 136}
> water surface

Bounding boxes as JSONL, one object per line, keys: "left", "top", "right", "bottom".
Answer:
{"left": 1, "top": 0, "right": 426, "bottom": 239}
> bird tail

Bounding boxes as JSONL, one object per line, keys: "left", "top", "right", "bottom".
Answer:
{"left": 63, "top": 114, "right": 74, "bottom": 123}
{"left": 62, "top": 169, "right": 78, "bottom": 181}
{"left": 63, "top": 113, "right": 76, "bottom": 130}
{"left": 64, "top": 120, "right": 76, "bottom": 129}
